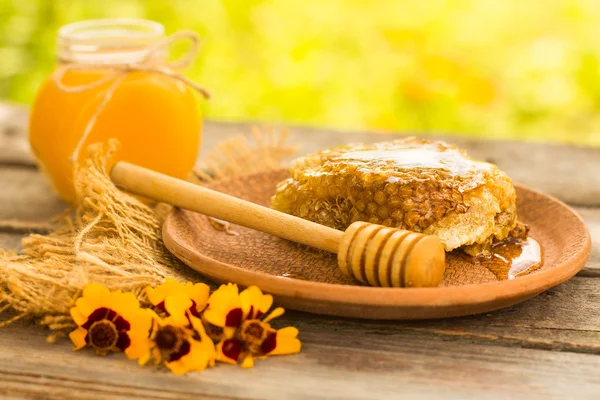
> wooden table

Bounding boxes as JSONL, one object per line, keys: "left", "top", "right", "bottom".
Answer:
{"left": 1, "top": 101, "right": 599, "bottom": 399}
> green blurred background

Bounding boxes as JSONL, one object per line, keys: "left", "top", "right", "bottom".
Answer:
{"left": 1, "top": 0, "right": 600, "bottom": 146}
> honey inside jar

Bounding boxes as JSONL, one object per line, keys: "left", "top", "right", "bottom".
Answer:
{"left": 29, "top": 19, "right": 203, "bottom": 203}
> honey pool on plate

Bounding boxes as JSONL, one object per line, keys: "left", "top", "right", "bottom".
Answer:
{"left": 440, "top": 237, "right": 543, "bottom": 286}
{"left": 475, "top": 237, "right": 543, "bottom": 280}
{"left": 277, "top": 237, "right": 544, "bottom": 285}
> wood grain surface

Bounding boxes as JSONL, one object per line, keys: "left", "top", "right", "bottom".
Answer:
{"left": 1, "top": 101, "right": 600, "bottom": 399}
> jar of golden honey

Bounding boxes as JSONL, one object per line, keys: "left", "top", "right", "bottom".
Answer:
{"left": 29, "top": 19, "right": 205, "bottom": 203}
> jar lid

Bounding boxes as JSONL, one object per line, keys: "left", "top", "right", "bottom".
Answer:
{"left": 57, "top": 18, "right": 166, "bottom": 64}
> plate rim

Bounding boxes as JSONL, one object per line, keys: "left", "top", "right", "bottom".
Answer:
{"left": 162, "top": 178, "right": 591, "bottom": 310}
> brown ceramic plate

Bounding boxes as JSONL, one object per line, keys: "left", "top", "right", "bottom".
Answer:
{"left": 163, "top": 169, "right": 591, "bottom": 320}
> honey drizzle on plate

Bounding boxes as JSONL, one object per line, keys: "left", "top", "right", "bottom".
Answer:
{"left": 476, "top": 237, "right": 543, "bottom": 280}
{"left": 278, "top": 237, "right": 544, "bottom": 283}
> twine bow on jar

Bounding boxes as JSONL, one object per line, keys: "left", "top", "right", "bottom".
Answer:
{"left": 53, "top": 30, "right": 211, "bottom": 163}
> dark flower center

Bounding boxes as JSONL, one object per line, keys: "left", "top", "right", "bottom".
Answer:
{"left": 155, "top": 326, "right": 179, "bottom": 351}
{"left": 88, "top": 320, "right": 119, "bottom": 351}
{"left": 154, "top": 325, "right": 191, "bottom": 362}
{"left": 241, "top": 321, "right": 265, "bottom": 341}
{"left": 204, "top": 321, "right": 224, "bottom": 342}
{"left": 239, "top": 320, "right": 270, "bottom": 355}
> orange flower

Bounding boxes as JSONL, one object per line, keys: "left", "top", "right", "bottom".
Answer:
{"left": 69, "top": 283, "right": 152, "bottom": 359}
{"left": 203, "top": 284, "right": 301, "bottom": 368}
{"left": 140, "top": 292, "right": 215, "bottom": 375}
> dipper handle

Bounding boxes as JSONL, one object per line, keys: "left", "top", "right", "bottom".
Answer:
{"left": 110, "top": 162, "right": 446, "bottom": 287}
{"left": 111, "top": 162, "right": 343, "bottom": 252}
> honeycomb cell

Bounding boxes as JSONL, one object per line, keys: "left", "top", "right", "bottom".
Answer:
{"left": 270, "top": 137, "right": 520, "bottom": 255}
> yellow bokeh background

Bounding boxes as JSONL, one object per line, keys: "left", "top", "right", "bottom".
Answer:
{"left": 1, "top": 0, "right": 600, "bottom": 145}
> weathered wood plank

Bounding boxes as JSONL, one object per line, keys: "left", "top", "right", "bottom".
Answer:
{"left": 0, "top": 371, "right": 238, "bottom": 400}
{"left": 3, "top": 295, "right": 600, "bottom": 400}
{"left": 0, "top": 233, "right": 22, "bottom": 251}
{"left": 0, "top": 166, "right": 65, "bottom": 231}
{"left": 2, "top": 101, "right": 600, "bottom": 207}
{"left": 577, "top": 207, "right": 600, "bottom": 274}
{"left": 0, "top": 102, "right": 31, "bottom": 166}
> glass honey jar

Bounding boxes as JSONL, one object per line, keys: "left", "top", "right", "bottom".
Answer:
{"left": 29, "top": 19, "right": 205, "bottom": 203}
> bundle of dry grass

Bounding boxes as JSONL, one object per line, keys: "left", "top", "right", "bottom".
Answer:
{"left": 0, "top": 128, "right": 297, "bottom": 338}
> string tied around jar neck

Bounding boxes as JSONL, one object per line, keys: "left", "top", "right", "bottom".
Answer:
{"left": 53, "top": 30, "right": 211, "bottom": 163}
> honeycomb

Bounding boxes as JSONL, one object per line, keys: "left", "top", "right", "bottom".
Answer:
{"left": 270, "top": 137, "right": 521, "bottom": 256}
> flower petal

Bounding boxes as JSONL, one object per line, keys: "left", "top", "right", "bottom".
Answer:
{"left": 137, "top": 348, "right": 153, "bottom": 366}
{"left": 201, "top": 339, "right": 216, "bottom": 366}
{"left": 216, "top": 339, "right": 242, "bottom": 364}
{"left": 72, "top": 297, "right": 97, "bottom": 321}
{"left": 188, "top": 314, "right": 216, "bottom": 363}
{"left": 80, "top": 283, "right": 111, "bottom": 310}
{"left": 240, "top": 355, "right": 255, "bottom": 369}
{"left": 146, "top": 308, "right": 161, "bottom": 329}
{"left": 184, "top": 282, "right": 210, "bottom": 312}
{"left": 223, "top": 326, "right": 237, "bottom": 340}
{"left": 261, "top": 331, "right": 277, "bottom": 354}
{"left": 224, "top": 308, "right": 243, "bottom": 328}
{"left": 203, "top": 283, "right": 241, "bottom": 328}
{"left": 164, "top": 293, "right": 193, "bottom": 326}
{"left": 69, "top": 327, "right": 88, "bottom": 350}
{"left": 82, "top": 283, "right": 111, "bottom": 301}
{"left": 189, "top": 340, "right": 212, "bottom": 370}
{"left": 151, "top": 347, "right": 162, "bottom": 365}
{"left": 257, "top": 294, "right": 273, "bottom": 318}
{"left": 240, "top": 286, "right": 272, "bottom": 319}
{"left": 263, "top": 307, "right": 285, "bottom": 323}
{"left": 145, "top": 287, "right": 161, "bottom": 307}
{"left": 70, "top": 306, "right": 88, "bottom": 327}
{"left": 116, "top": 332, "right": 131, "bottom": 351}
{"left": 164, "top": 359, "right": 190, "bottom": 375}
{"left": 118, "top": 307, "right": 153, "bottom": 337}
{"left": 146, "top": 279, "right": 183, "bottom": 307}
{"left": 111, "top": 291, "right": 140, "bottom": 314}
{"left": 269, "top": 327, "right": 301, "bottom": 355}
{"left": 165, "top": 340, "right": 211, "bottom": 374}
{"left": 125, "top": 332, "right": 153, "bottom": 361}
{"left": 189, "top": 314, "right": 209, "bottom": 338}
{"left": 164, "top": 290, "right": 192, "bottom": 314}
{"left": 277, "top": 326, "right": 299, "bottom": 337}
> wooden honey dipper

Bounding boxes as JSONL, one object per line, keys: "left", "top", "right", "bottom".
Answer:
{"left": 110, "top": 162, "right": 447, "bottom": 288}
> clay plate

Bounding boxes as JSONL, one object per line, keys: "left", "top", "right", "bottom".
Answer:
{"left": 163, "top": 169, "right": 591, "bottom": 320}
